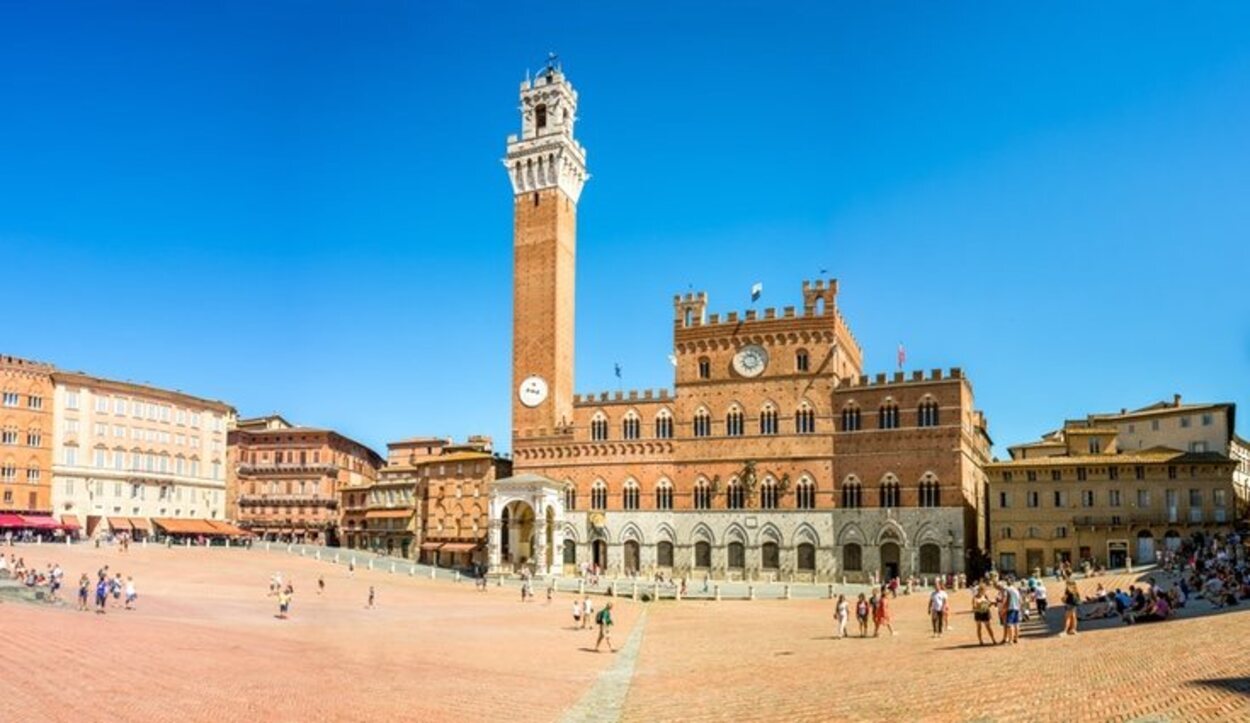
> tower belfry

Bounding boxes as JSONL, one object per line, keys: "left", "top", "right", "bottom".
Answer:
{"left": 506, "top": 64, "right": 588, "bottom": 440}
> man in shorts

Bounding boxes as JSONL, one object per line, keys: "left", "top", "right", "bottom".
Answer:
{"left": 594, "top": 602, "right": 615, "bottom": 653}
{"left": 1003, "top": 582, "right": 1022, "bottom": 644}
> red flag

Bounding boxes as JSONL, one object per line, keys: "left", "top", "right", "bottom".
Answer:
{"left": 897, "top": 343, "right": 906, "bottom": 370}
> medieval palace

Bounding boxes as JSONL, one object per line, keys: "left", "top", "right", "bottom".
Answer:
{"left": 487, "top": 65, "right": 994, "bottom": 582}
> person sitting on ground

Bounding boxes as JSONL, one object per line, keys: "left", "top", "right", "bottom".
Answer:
{"left": 1084, "top": 583, "right": 1108, "bottom": 604}
{"left": 1127, "top": 591, "right": 1172, "bottom": 624}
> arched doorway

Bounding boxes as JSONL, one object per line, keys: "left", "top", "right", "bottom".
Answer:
{"left": 797, "top": 543, "right": 816, "bottom": 572}
{"left": 694, "top": 541, "right": 711, "bottom": 568}
{"left": 1164, "top": 530, "right": 1181, "bottom": 551}
{"left": 727, "top": 542, "right": 745, "bottom": 569}
{"left": 843, "top": 543, "right": 862, "bottom": 572}
{"left": 501, "top": 501, "right": 535, "bottom": 569}
{"left": 1136, "top": 530, "right": 1156, "bottom": 564}
{"left": 623, "top": 540, "right": 640, "bottom": 574}
{"left": 880, "top": 542, "right": 901, "bottom": 581}
{"left": 656, "top": 541, "right": 674, "bottom": 568}
{"left": 562, "top": 538, "right": 577, "bottom": 568}
{"left": 919, "top": 543, "right": 941, "bottom": 575}
{"left": 761, "top": 542, "right": 780, "bottom": 570}
{"left": 592, "top": 539, "right": 608, "bottom": 570}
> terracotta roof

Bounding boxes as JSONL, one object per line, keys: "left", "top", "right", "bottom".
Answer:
{"left": 988, "top": 447, "right": 1235, "bottom": 469}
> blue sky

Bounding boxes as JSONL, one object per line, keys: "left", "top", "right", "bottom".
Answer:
{"left": 1, "top": 1, "right": 1247, "bottom": 456}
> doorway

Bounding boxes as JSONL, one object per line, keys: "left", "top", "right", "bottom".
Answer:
{"left": 1108, "top": 541, "right": 1128, "bottom": 569}
{"left": 623, "top": 540, "right": 640, "bottom": 574}
{"left": 880, "top": 542, "right": 901, "bottom": 581}
{"left": 1135, "top": 531, "right": 1156, "bottom": 564}
{"left": 592, "top": 539, "right": 608, "bottom": 570}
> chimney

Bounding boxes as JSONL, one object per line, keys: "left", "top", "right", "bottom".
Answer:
{"left": 1173, "top": 394, "right": 1182, "bottom": 407}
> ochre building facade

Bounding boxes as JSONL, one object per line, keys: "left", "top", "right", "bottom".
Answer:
{"left": 0, "top": 355, "right": 55, "bottom": 519}
{"left": 489, "top": 66, "right": 992, "bottom": 582}
{"left": 228, "top": 415, "right": 382, "bottom": 544}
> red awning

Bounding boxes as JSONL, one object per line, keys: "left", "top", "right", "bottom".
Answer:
{"left": 0, "top": 514, "right": 26, "bottom": 528}
{"left": 20, "top": 515, "right": 61, "bottom": 530}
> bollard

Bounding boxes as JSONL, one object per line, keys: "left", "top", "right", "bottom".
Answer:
{"left": 36, "top": 537, "right": 40, "bottom": 546}
{"left": 784, "top": 584, "right": 791, "bottom": 600}
{"left": 714, "top": 584, "right": 721, "bottom": 601}
{"left": 334, "top": 553, "right": 340, "bottom": 564}
{"left": 748, "top": 585, "right": 755, "bottom": 600}
{"left": 390, "top": 562, "right": 396, "bottom": 574}
{"left": 429, "top": 566, "right": 435, "bottom": 580}
{"left": 610, "top": 581, "right": 617, "bottom": 597}
{"left": 185, "top": 539, "right": 191, "bottom": 548}
{"left": 632, "top": 583, "right": 638, "bottom": 601}
{"left": 652, "top": 582, "right": 659, "bottom": 601}
{"left": 578, "top": 579, "right": 585, "bottom": 595}
{"left": 828, "top": 584, "right": 835, "bottom": 600}
{"left": 368, "top": 559, "right": 374, "bottom": 571}
{"left": 266, "top": 542, "right": 272, "bottom": 551}
{"left": 841, "top": 575, "right": 846, "bottom": 586}
{"left": 676, "top": 586, "right": 682, "bottom": 602}
{"left": 408, "top": 565, "right": 414, "bottom": 576}
{"left": 316, "top": 550, "right": 321, "bottom": 561}
{"left": 65, "top": 536, "right": 70, "bottom": 546}
{"left": 454, "top": 570, "right": 461, "bottom": 583}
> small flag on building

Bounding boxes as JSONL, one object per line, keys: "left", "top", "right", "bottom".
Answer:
{"left": 897, "top": 343, "right": 906, "bottom": 370}
{"left": 614, "top": 363, "right": 622, "bottom": 379}
{"left": 750, "top": 282, "right": 763, "bottom": 303}
{"left": 667, "top": 353, "right": 678, "bottom": 367}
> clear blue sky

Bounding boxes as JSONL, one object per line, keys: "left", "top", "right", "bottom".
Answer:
{"left": 2, "top": 1, "right": 1247, "bottom": 457}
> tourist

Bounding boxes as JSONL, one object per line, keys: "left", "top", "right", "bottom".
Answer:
{"left": 1061, "top": 580, "right": 1080, "bottom": 636}
{"left": 835, "top": 594, "right": 849, "bottom": 639}
{"left": 873, "top": 586, "right": 895, "bottom": 637}
{"left": 318, "top": 575, "right": 325, "bottom": 595}
{"left": 929, "top": 582, "right": 949, "bottom": 638}
{"left": 77, "top": 573, "right": 90, "bottom": 611}
{"left": 582, "top": 596, "right": 594, "bottom": 630}
{"left": 277, "top": 585, "right": 292, "bottom": 620}
{"left": 572, "top": 598, "right": 583, "bottom": 628}
{"left": 348, "top": 560, "right": 355, "bottom": 577}
{"left": 972, "top": 584, "right": 997, "bottom": 645}
{"left": 855, "top": 593, "right": 870, "bottom": 637}
{"left": 1002, "top": 582, "right": 1021, "bottom": 644}
{"left": 1033, "top": 578, "right": 1049, "bottom": 619}
{"left": 94, "top": 575, "right": 108, "bottom": 614}
{"left": 1126, "top": 591, "right": 1172, "bottom": 624}
{"left": 124, "top": 576, "right": 137, "bottom": 610}
{"left": 594, "top": 602, "right": 615, "bottom": 653}
{"left": 110, "top": 573, "right": 123, "bottom": 608}
{"left": 367, "top": 585, "right": 375, "bottom": 609}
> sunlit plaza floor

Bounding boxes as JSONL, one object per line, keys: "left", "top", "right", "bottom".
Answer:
{"left": 1, "top": 544, "right": 1248, "bottom": 722}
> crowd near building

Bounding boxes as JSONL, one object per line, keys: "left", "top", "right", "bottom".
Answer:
{"left": 2, "top": 67, "right": 1246, "bottom": 581}
{"left": 989, "top": 398, "right": 1249, "bottom": 576}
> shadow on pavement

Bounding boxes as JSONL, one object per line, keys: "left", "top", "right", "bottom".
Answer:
{"left": 1188, "top": 677, "right": 1250, "bottom": 698}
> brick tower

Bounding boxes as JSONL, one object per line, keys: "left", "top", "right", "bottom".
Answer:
{"left": 505, "top": 61, "right": 588, "bottom": 440}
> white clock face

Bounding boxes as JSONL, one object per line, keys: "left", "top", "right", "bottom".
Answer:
{"left": 732, "top": 345, "right": 769, "bottom": 377}
{"left": 518, "top": 375, "right": 549, "bottom": 408}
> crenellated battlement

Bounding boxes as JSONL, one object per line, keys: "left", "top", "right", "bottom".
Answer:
{"left": 673, "top": 279, "right": 855, "bottom": 331}
{"left": 573, "top": 388, "right": 674, "bottom": 406}
{"left": 839, "top": 367, "right": 965, "bottom": 388}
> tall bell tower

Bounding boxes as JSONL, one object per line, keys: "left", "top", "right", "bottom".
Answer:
{"left": 506, "top": 60, "right": 588, "bottom": 440}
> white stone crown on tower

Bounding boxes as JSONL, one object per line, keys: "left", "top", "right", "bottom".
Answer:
{"left": 503, "top": 65, "right": 589, "bottom": 203}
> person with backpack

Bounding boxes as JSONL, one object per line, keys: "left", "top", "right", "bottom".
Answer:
{"left": 929, "top": 581, "right": 949, "bottom": 638}
{"left": 594, "top": 601, "right": 615, "bottom": 652}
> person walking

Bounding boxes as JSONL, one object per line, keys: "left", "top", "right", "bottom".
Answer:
{"left": 367, "top": 585, "right": 375, "bottom": 609}
{"left": 277, "top": 586, "right": 292, "bottom": 620}
{"left": 929, "top": 582, "right": 949, "bottom": 638}
{"left": 1061, "top": 580, "right": 1080, "bottom": 636}
{"left": 855, "top": 593, "right": 870, "bottom": 637}
{"left": 972, "top": 584, "right": 998, "bottom": 645}
{"left": 317, "top": 575, "right": 325, "bottom": 595}
{"left": 873, "top": 586, "right": 895, "bottom": 637}
{"left": 124, "top": 576, "right": 137, "bottom": 610}
{"left": 594, "top": 602, "right": 615, "bottom": 653}
{"left": 572, "top": 598, "right": 583, "bottom": 628}
{"left": 835, "top": 594, "right": 850, "bottom": 639}
{"left": 77, "top": 573, "right": 90, "bottom": 612}
{"left": 581, "top": 596, "right": 594, "bottom": 630}
{"left": 1034, "top": 579, "right": 1049, "bottom": 620}
{"left": 94, "top": 576, "right": 108, "bottom": 615}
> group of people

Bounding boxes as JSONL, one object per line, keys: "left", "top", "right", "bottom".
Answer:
{"left": 832, "top": 587, "right": 896, "bottom": 639}
{"left": 77, "top": 566, "right": 137, "bottom": 613}
{"left": 570, "top": 595, "right": 615, "bottom": 652}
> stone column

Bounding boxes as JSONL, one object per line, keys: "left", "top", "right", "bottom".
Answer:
{"left": 488, "top": 519, "right": 503, "bottom": 571}
{"left": 533, "top": 518, "right": 548, "bottom": 576}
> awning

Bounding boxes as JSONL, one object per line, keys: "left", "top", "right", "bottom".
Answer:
{"left": 128, "top": 517, "right": 152, "bottom": 532}
{"left": 108, "top": 517, "right": 133, "bottom": 532}
{"left": 0, "top": 514, "right": 27, "bottom": 528}
{"left": 152, "top": 518, "right": 190, "bottom": 534}
{"left": 419, "top": 542, "right": 443, "bottom": 551}
{"left": 206, "top": 521, "right": 251, "bottom": 536}
{"left": 20, "top": 515, "right": 61, "bottom": 530}
{"left": 60, "top": 514, "right": 82, "bottom": 530}
{"left": 439, "top": 542, "right": 479, "bottom": 553}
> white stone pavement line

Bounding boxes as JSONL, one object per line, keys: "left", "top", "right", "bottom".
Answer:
{"left": 560, "top": 608, "right": 649, "bottom": 723}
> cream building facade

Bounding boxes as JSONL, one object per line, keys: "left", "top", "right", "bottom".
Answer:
{"left": 50, "top": 370, "right": 236, "bottom": 536}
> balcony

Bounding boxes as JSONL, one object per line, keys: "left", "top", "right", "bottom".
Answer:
{"left": 1072, "top": 514, "right": 1184, "bottom": 528}
{"left": 237, "top": 462, "right": 339, "bottom": 475}
{"left": 238, "top": 494, "right": 337, "bottom": 509}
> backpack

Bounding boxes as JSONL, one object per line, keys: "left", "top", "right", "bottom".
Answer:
{"left": 595, "top": 609, "right": 607, "bottom": 625}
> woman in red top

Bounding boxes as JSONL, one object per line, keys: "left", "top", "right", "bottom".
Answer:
{"left": 873, "top": 585, "right": 895, "bottom": 637}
